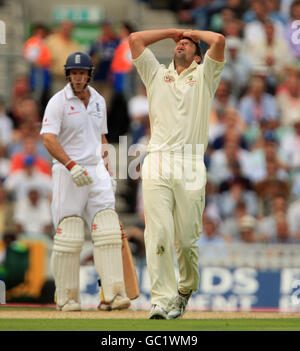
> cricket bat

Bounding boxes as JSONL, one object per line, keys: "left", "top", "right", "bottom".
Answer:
{"left": 120, "top": 224, "right": 140, "bottom": 300}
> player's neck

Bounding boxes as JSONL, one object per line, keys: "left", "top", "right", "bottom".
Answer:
{"left": 176, "top": 65, "right": 186, "bottom": 75}
{"left": 174, "top": 59, "right": 192, "bottom": 75}
{"left": 75, "top": 88, "right": 90, "bottom": 107}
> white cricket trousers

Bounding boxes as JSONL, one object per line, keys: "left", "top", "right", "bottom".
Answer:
{"left": 142, "top": 152, "right": 206, "bottom": 310}
{"left": 51, "top": 162, "right": 115, "bottom": 229}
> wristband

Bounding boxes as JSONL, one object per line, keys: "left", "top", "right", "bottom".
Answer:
{"left": 65, "top": 160, "right": 76, "bottom": 171}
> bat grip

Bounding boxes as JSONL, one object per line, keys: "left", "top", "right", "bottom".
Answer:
{"left": 120, "top": 222, "right": 127, "bottom": 238}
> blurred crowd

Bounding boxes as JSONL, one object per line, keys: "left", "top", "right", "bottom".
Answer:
{"left": 1, "top": 0, "right": 300, "bottom": 263}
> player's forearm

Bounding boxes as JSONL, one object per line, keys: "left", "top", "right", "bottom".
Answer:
{"left": 183, "top": 29, "right": 225, "bottom": 61}
{"left": 130, "top": 29, "right": 177, "bottom": 46}
{"left": 42, "top": 133, "right": 71, "bottom": 166}
{"left": 129, "top": 28, "right": 179, "bottom": 59}
{"left": 185, "top": 30, "right": 224, "bottom": 47}
{"left": 101, "top": 134, "right": 112, "bottom": 175}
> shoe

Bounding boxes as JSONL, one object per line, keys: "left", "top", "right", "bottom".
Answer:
{"left": 57, "top": 300, "right": 81, "bottom": 312}
{"left": 98, "top": 301, "right": 112, "bottom": 311}
{"left": 149, "top": 304, "right": 168, "bottom": 319}
{"left": 167, "top": 292, "right": 191, "bottom": 319}
{"left": 111, "top": 295, "right": 131, "bottom": 310}
{"left": 98, "top": 295, "right": 131, "bottom": 311}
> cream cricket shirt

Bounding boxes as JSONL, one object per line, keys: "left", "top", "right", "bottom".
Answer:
{"left": 133, "top": 48, "right": 225, "bottom": 154}
{"left": 40, "top": 83, "right": 108, "bottom": 165}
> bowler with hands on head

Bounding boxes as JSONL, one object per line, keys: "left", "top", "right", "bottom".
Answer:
{"left": 129, "top": 28, "right": 225, "bottom": 319}
{"left": 40, "top": 52, "right": 129, "bottom": 312}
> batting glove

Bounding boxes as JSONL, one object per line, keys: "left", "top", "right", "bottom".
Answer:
{"left": 65, "top": 160, "right": 93, "bottom": 187}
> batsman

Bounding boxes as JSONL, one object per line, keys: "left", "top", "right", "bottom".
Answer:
{"left": 40, "top": 52, "right": 130, "bottom": 311}
{"left": 129, "top": 29, "right": 225, "bottom": 319}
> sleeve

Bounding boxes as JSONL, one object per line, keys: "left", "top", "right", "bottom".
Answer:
{"left": 201, "top": 53, "right": 226, "bottom": 96}
{"left": 132, "top": 48, "right": 161, "bottom": 88}
{"left": 40, "top": 94, "right": 64, "bottom": 136}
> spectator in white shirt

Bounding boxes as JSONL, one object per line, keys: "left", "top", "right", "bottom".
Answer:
{"left": 128, "top": 83, "right": 149, "bottom": 145}
{"left": 14, "top": 187, "right": 53, "bottom": 239}
{"left": 221, "top": 37, "right": 253, "bottom": 99}
{"left": 4, "top": 154, "right": 52, "bottom": 201}
{"left": 276, "top": 69, "right": 300, "bottom": 127}
{"left": 247, "top": 20, "right": 293, "bottom": 93}
{"left": 209, "top": 138, "right": 252, "bottom": 185}
{"left": 197, "top": 211, "right": 227, "bottom": 260}
{"left": 0, "top": 98, "right": 13, "bottom": 147}
{"left": 243, "top": 1, "right": 285, "bottom": 49}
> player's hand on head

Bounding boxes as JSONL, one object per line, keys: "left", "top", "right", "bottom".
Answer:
{"left": 183, "top": 31, "right": 198, "bottom": 42}
{"left": 67, "top": 162, "right": 93, "bottom": 187}
{"left": 173, "top": 29, "right": 185, "bottom": 42}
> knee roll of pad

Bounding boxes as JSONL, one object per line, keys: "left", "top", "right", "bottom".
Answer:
{"left": 53, "top": 216, "right": 85, "bottom": 253}
{"left": 91, "top": 209, "right": 125, "bottom": 302}
{"left": 92, "top": 209, "right": 122, "bottom": 246}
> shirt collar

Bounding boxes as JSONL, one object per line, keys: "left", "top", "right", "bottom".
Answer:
{"left": 64, "top": 83, "right": 95, "bottom": 102}
{"left": 64, "top": 83, "right": 76, "bottom": 100}
{"left": 168, "top": 60, "right": 199, "bottom": 75}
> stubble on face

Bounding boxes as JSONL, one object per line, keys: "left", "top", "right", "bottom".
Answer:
{"left": 173, "top": 52, "right": 189, "bottom": 67}
{"left": 69, "top": 70, "right": 89, "bottom": 94}
{"left": 173, "top": 39, "right": 198, "bottom": 68}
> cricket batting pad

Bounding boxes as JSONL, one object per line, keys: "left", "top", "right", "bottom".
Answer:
{"left": 51, "top": 216, "right": 84, "bottom": 308}
{"left": 92, "top": 209, "right": 126, "bottom": 303}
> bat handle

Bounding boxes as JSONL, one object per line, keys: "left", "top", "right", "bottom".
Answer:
{"left": 120, "top": 222, "right": 127, "bottom": 239}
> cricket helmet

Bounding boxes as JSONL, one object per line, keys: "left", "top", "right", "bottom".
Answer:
{"left": 64, "top": 52, "right": 94, "bottom": 80}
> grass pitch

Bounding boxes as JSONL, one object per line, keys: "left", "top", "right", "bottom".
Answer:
{"left": 1, "top": 318, "right": 300, "bottom": 331}
{"left": 0, "top": 306, "right": 300, "bottom": 331}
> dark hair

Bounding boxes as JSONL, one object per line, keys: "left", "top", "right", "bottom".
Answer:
{"left": 182, "top": 36, "right": 203, "bottom": 61}
{"left": 122, "top": 22, "right": 135, "bottom": 35}
{"left": 33, "top": 23, "right": 49, "bottom": 34}
{"left": 236, "top": 200, "right": 247, "bottom": 210}
{"left": 291, "top": 0, "right": 300, "bottom": 17}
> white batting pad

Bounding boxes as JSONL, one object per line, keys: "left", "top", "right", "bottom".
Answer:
{"left": 51, "top": 216, "right": 85, "bottom": 308}
{"left": 92, "top": 209, "right": 126, "bottom": 303}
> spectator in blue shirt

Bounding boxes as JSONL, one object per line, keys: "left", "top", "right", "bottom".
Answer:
{"left": 88, "top": 21, "right": 119, "bottom": 107}
{"left": 238, "top": 75, "right": 279, "bottom": 127}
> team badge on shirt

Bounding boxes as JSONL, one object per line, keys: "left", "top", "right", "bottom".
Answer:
{"left": 67, "top": 105, "right": 80, "bottom": 115}
{"left": 185, "top": 75, "right": 196, "bottom": 86}
{"left": 93, "top": 102, "right": 103, "bottom": 118}
{"left": 164, "top": 74, "right": 175, "bottom": 83}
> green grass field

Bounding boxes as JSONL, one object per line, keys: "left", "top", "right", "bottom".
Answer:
{"left": 1, "top": 306, "right": 300, "bottom": 331}
{"left": 1, "top": 317, "right": 300, "bottom": 331}
{"left": 0, "top": 318, "right": 300, "bottom": 331}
